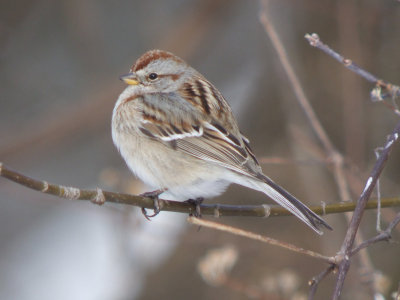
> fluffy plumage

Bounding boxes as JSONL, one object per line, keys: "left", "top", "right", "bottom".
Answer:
{"left": 112, "top": 49, "right": 331, "bottom": 234}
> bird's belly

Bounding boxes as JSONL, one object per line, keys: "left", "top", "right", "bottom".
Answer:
{"left": 114, "top": 132, "right": 230, "bottom": 200}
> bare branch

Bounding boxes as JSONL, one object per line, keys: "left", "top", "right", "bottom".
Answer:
{"left": 0, "top": 161, "right": 270, "bottom": 217}
{"left": 332, "top": 121, "right": 400, "bottom": 300}
{"left": 259, "top": 4, "right": 334, "bottom": 154}
{"left": 303, "top": 32, "right": 400, "bottom": 298}
{"left": 305, "top": 33, "right": 400, "bottom": 115}
{"left": 188, "top": 217, "right": 334, "bottom": 264}
{"left": 308, "top": 265, "right": 336, "bottom": 300}
{"left": 2, "top": 162, "right": 400, "bottom": 219}
{"left": 305, "top": 33, "right": 380, "bottom": 84}
{"left": 259, "top": 2, "right": 352, "bottom": 204}
{"left": 259, "top": 5, "right": 379, "bottom": 297}
{"left": 258, "top": 156, "right": 326, "bottom": 166}
{"left": 350, "top": 211, "right": 400, "bottom": 256}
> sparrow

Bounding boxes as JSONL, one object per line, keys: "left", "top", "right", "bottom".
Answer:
{"left": 112, "top": 50, "right": 331, "bottom": 234}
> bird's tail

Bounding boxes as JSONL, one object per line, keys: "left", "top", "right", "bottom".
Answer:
{"left": 245, "top": 174, "right": 332, "bottom": 235}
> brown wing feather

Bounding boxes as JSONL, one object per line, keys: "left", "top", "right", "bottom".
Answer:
{"left": 139, "top": 114, "right": 261, "bottom": 179}
{"left": 137, "top": 75, "right": 262, "bottom": 178}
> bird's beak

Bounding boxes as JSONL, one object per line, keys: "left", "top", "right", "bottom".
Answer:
{"left": 120, "top": 73, "right": 139, "bottom": 85}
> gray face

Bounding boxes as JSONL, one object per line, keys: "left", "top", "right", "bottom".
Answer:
{"left": 134, "top": 58, "right": 193, "bottom": 93}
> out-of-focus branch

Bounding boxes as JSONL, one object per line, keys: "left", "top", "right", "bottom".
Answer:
{"left": 188, "top": 217, "right": 334, "bottom": 263}
{"left": 2, "top": 162, "right": 400, "bottom": 218}
{"left": 259, "top": 156, "right": 327, "bottom": 166}
{"left": 259, "top": 5, "right": 352, "bottom": 295}
{"left": 259, "top": 5, "right": 334, "bottom": 154}
{"left": 259, "top": 1, "right": 351, "bottom": 204}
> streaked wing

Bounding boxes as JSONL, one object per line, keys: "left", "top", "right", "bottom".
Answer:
{"left": 139, "top": 118, "right": 204, "bottom": 143}
{"left": 139, "top": 117, "right": 260, "bottom": 178}
{"left": 177, "top": 122, "right": 257, "bottom": 175}
{"left": 137, "top": 76, "right": 261, "bottom": 177}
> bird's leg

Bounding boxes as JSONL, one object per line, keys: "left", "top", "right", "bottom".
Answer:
{"left": 185, "top": 197, "right": 204, "bottom": 217}
{"left": 140, "top": 189, "right": 166, "bottom": 220}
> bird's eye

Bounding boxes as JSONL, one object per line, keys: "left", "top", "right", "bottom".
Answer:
{"left": 148, "top": 73, "right": 158, "bottom": 80}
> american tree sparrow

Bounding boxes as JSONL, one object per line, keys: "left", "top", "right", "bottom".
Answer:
{"left": 112, "top": 50, "right": 331, "bottom": 234}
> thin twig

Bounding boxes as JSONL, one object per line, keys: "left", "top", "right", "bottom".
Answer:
{"left": 308, "top": 265, "right": 336, "bottom": 300}
{"left": 332, "top": 121, "right": 400, "bottom": 300}
{"left": 304, "top": 33, "right": 393, "bottom": 88}
{"left": 259, "top": 6, "right": 369, "bottom": 298}
{"left": 304, "top": 32, "right": 400, "bottom": 297}
{"left": 259, "top": 4, "right": 334, "bottom": 154}
{"left": 375, "top": 147, "right": 384, "bottom": 232}
{"left": 259, "top": 1, "right": 352, "bottom": 203}
{"left": 258, "top": 156, "right": 326, "bottom": 166}
{"left": 259, "top": 0, "right": 353, "bottom": 206}
{"left": 305, "top": 33, "right": 400, "bottom": 115}
{"left": 188, "top": 217, "right": 334, "bottom": 264}
{"left": 350, "top": 211, "right": 400, "bottom": 256}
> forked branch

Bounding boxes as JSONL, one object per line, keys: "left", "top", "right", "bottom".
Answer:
{"left": 332, "top": 121, "right": 400, "bottom": 300}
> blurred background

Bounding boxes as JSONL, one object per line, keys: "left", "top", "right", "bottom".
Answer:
{"left": 1, "top": 0, "right": 400, "bottom": 299}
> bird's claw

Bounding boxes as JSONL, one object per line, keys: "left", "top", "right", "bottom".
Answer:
{"left": 140, "top": 189, "right": 165, "bottom": 220}
{"left": 185, "top": 197, "right": 204, "bottom": 217}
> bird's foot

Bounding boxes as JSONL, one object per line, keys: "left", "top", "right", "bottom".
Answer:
{"left": 185, "top": 197, "right": 204, "bottom": 218}
{"left": 140, "top": 189, "right": 166, "bottom": 220}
